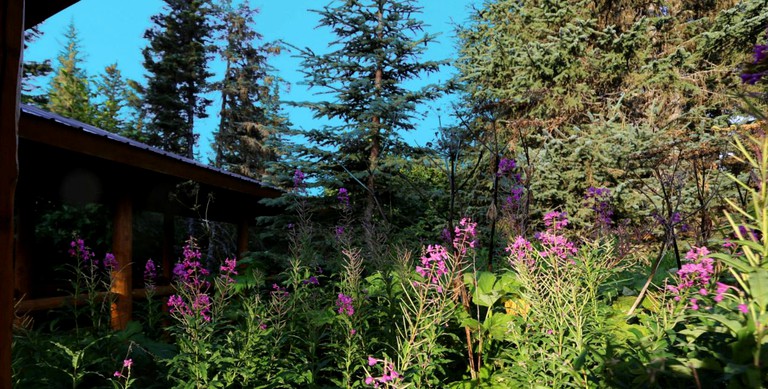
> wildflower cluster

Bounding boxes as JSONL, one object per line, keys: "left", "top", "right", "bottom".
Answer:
{"left": 293, "top": 168, "right": 306, "bottom": 189}
{"left": 69, "top": 237, "right": 95, "bottom": 265}
{"left": 416, "top": 244, "right": 449, "bottom": 290}
{"left": 365, "top": 357, "right": 400, "bottom": 387}
{"left": 584, "top": 186, "right": 613, "bottom": 227}
{"left": 506, "top": 236, "right": 534, "bottom": 269}
{"left": 741, "top": 36, "right": 768, "bottom": 85}
{"left": 144, "top": 259, "right": 157, "bottom": 291}
{"left": 497, "top": 157, "right": 516, "bottom": 176}
{"left": 336, "top": 293, "right": 355, "bottom": 316}
{"left": 453, "top": 217, "right": 477, "bottom": 253}
{"left": 337, "top": 187, "right": 350, "bottom": 207}
{"left": 168, "top": 239, "right": 214, "bottom": 322}
{"left": 536, "top": 212, "right": 578, "bottom": 260}
{"left": 507, "top": 212, "right": 578, "bottom": 268}
{"left": 666, "top": 246, "right": 715, "bottom": 310}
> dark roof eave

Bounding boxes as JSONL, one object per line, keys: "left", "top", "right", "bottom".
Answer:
{"left": 25, "top": 0, "right": 81, "bottom": 29}
{"left": 19, "top": 104, "right": 283, "bottom": 200}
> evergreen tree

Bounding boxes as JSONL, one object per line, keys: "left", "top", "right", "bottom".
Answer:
{"left": 296, "top": 0, "right": 444, "bottom": 226}
{"left": 212, "top": 0, "right": 286, "bottom": 179}
{"left": 141, "top": 0, "right": 215, "bottom": 158}
{"left": 456, "top": 0, "right": 768, "bottom": 233}
{"left": 93, "top": 63, "right": 130, "bottom": 133}
{"left": 48, "top": 20, "right": 92, "bottom": 123}
{"left": 21, "top": 27, "right": 52, "bottom": 106}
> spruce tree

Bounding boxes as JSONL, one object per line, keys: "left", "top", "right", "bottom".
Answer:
{"left": 141, "top": 0, "right": 215, "bottom": 158}
{"left": 296, "top": 0, "right": 444, "bottom": 226}
{"left": 456, "top": 0, "right": 768, "bottom": 230}
{"left": 21, "top": 27, "right": 52, "bottom": 106}
{"left": 48, "top": 20, "right": 92, "bottom": 123}
{"left": 212, "top": 0, "right": 285, "bottom": 179}
{"left": 93, "top": 63, "right": 131, "bottom": 134}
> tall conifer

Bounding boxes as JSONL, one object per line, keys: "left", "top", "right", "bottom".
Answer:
{"left": 21, "top": 27, "right": 52, "bottom": 106}
{"left": 141, "top": 0, "right": 215, "bottom": 158}
{"left": 212, "top": 0, "right": 285, "bottom": 179}
{"left": 296, "top": 0, "right": 443, "bottom": 225}
{"left": 48, "top": 20, "right": 92, "bottom": 123}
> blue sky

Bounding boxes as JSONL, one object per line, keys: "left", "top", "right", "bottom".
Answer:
{"left": 25, "top": 0, "right": 478, "bottom": 162}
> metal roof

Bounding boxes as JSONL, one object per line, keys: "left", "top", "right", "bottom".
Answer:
{"left": 20, "top": 103, "right": 280, "bottom": 194}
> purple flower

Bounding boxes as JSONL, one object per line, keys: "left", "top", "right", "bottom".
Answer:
{"left": 144, "top": 259, "right": 157, "bottom": 290}
{"left": 497, "top": 157, "right": 516, "bottom": 176}
{"left": 416, "top": 244, "right": 450, "bottom": 287}
{"left": 220, "top": 257, "right": 238, "bottom": 284}
{"left": 103, "top": 253, "right": 118, "bottom": 270}
{"left": 123, "top": 359, "right": 133, "bottom": 368}
{"left": 714, "top": 282, "right": 731, "bottom": 303}
{"left": 453, "top": 217, "right": 477, "bottom": 252}
{"left": 113, "top": 371, "right": 122, "bottom": 378}
{"left": 506, "top": 236, "right": 534, "bottom": 269}
{"left": 293, "top": 169, "right": 305, "bottom": 189}
{"left": 543, "top": 211, "right": 569, "bottom": 231}
{"left": 368, "top": 356, "right": 378, "bottom": 366}
{"left": 337, "top": 187, "right": 350, "bottom": 206}
{"left": 739, "top": 304, "right": 749, "bottom": 314}
{"left": 302, "top": 276, "right": 319, "bottom": 286}
{"left": 336, "top": 293, "right": 354, "bottom": 316}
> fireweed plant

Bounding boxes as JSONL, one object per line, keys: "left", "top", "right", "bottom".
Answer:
{"left": 502, "top": 212, "right": 623, "bottom": 387}
{"left": 364, "top": 218, "right": 475, "bottom": 387}
{"left": 66, "top": 236, "right": 118, "bottom": 333}
{"left": 165, "top": 237, "right": 239, "bottom": 388}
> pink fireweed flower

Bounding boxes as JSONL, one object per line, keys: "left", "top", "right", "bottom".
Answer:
{"left": 667, "top": 246, "right": 716, "bottom": 308}
{"left": 690, "top": 298, "right": 699, "bottom": 311}
{"left": 506, "top": 236, "right": 534, "bottom": 269}
{"left": 714, "top": 282, "right": 731, "bottom": 303}
{"left": 337, "top": 187, "right": 350, "bottom": 207}
{"left": 293, "top": 169, "right": 306, "bottom": 190}
{"left": 365, "top": 358, "right": 401, "bottom": 387}
{"left": 123, "top": 359, "right": 133, "bottom": 368}
{"left": 103, "top": 253, "right": 118, "bottom": 270}
{"left": 739, "top": 304, "right": 749, "bottom": 314}
{"left": 497, "top": 157, "right": 516, "bottom": 176}
{"left": 167, "top": 295, "right": 191, "bottom": 317}
{"left": 219, "top": 257, "right": 238, "bottom": 284}
{"left": 144, "top": 259, "right": 157, "bottom": 290}
{"left": 536, "top": 231, "right": 578, "bottom": 260}
{"left": 543, "top": 211, "right": 569, "bottom": 231}
{"left": 453, "top": 218, "right": 477, "bottom": 252}
{"left": 416, "top": 244, "right": 450, "bottom": 287}
{"left": 192, "top": 293, "right": 212, "bottom": 321}
{"left": 271, "top": 284, "right": 289, "bottom": 299}
{"left": 336, "top": 293, "right": 354, "bottom": 316}
{"left": 113, "top": 371, "right": 122, "bottom": 378}
{"left": 69, "top": 237, "right": 96, "bottom": 265}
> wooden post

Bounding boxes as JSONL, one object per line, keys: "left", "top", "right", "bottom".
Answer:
{"left": 111, "top": 192, "right": 133, "bottom": 330}
{"left": 13, "top": 196, "right": 31, "bottom": 299}
{"left": 1, "top": 0, "right": 23, "bottom": 386}
{"left": 162, "top": 212, "right": 174, "bottom": 281}
{"left": 237, "top": 218, "right": 249, "bottom": 258}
